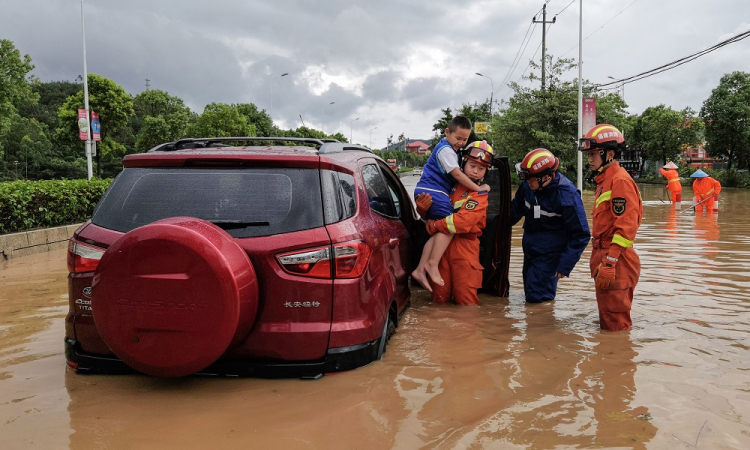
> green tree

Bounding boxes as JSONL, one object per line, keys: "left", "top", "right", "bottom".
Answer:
{"left": 629, "top": 105, "right": 702, "bottom": 167}
{"left": 0, "top": 39, "right": 38, "bottom": 112}
{"left": 700, "top": 71, "right": 750, "bottom": 170}
{"left": 184, "top": 103, "right": 256, "bottom": 138}
{"left": 490, "top": 57, "right": 626, "bottom": 179}
{"left": 21, "top": 81, "right": 82, "bottom": 131}
{"left": 131, "top": 89, "right": 194, "bottom": 151}
{"left": 235, "top": 103, "right": 278, "bottom": 137}
{"left": 0, "top": 39, "right": 41, "bottom": 179}
{"left": 56, "top": 74, "right": 135, "bottom": 177}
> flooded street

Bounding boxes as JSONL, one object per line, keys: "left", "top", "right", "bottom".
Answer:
{"left": 1, "top": 182, "right": 749, "bottom": 449}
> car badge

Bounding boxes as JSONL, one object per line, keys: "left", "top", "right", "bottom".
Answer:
{"left": 82, "top": 287, "right": 92, "bottom": 298}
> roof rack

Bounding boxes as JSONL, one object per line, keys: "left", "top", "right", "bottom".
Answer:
{"left": 147, "top": 137, "right": 373, "bottom": 155}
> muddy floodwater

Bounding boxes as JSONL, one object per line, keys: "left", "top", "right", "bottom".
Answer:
{"left": 2, "top": 182, "right": 750, "bottom": 449}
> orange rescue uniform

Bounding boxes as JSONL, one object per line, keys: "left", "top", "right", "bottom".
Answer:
{"left": 659, "top": 168, "right": 682, "bottom": 204}
{"left": 426, "top": 184, "right": 488, "bottom": 305}
{"left": 692, "top": 176, "right": 721, "bottom": 212}
{"left": 590, "top": 161, "right": 643, "bottom": 331}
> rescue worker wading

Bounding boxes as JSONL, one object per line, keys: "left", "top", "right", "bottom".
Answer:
{"left": 659, "top": 161, "right": 682, "bottom": 208}
{"left": 690, "top": 169, "right": 722, "bottom": 213}
{"left": 510, "top": 148, "right": 590, "bottom": 303}
{"left": 417, "top": 143, "right": 493, "bottom": 305}
{"left": 579, "top": 124, "right": 643, "bottom": 331}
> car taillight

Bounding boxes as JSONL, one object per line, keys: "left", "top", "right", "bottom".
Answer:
{"left": 333, "top": 241, "right": 371, "bottom": 278}
{"left": 67, "top": 239, "right": 105, "bottom": 273}
{"left": 276, "top": 240, "right": 371, "bottom": 279}
{"left": 277, "top": 246, "right": 333, "bottom": 278}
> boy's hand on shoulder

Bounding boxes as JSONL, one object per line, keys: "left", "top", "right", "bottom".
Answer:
{"left": 479, "top": 184, "right": 491, "bottom": 192}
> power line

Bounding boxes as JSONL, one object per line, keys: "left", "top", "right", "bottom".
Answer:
{"left": 495, "top": 22, "right": 536, "bottom": 96}
{"left": 598, "top": 28, "right": 750, "bottom": 88}
{"left": 555, "top": 0, "right": 575, "bottom": 17}
{"left": 496, "top": 23, "right": 539, "bottom": 99}
{"left": 561, "top": 0, "right": 643, "bottom": 57}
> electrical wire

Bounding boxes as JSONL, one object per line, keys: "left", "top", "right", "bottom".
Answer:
{"left": 495, "top": 23, "right": 539, "bottom": 99}
{"left": 560, "top": 0, "right": 643, "bottom": 57}
{"left": 598, "top": 28, "right": 750, "bottom": 88}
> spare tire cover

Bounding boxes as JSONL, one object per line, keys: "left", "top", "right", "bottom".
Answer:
{"left": 92, "top": 217, "right": 258, "bottom": 377}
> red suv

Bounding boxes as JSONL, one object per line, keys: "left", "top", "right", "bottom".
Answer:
{"left": 65, "top": 137, "right": 511, "bottom": 378}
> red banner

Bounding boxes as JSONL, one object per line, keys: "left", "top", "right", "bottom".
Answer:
{"left": 77, "top": 109, "right": 89, "bottom": 141}
{"left": 582, "top": 97, "right": 596, "bottom": 136}
{"left": 91, "top": 111, "right": 101, "bottom": 141}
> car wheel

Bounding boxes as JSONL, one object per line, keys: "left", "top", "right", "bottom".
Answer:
{"left": 376, "top": 307, "right": 396, "bottom": 360}
{"left": 91, "top": 217, "right": 259, "bottom": 377}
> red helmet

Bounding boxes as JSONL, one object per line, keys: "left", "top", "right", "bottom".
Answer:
{"left": 461, "top": 140, "right": 494, "bottom": 167}
{"left": 579, "top": 124, "right": 625, "bottom": 157}
{"left": 516, "top": 148, "right": 559, "bottom": 181}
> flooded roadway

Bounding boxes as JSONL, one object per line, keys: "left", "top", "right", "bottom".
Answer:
{"left": 1, "top": 182, "right": 749, "bottom": 449}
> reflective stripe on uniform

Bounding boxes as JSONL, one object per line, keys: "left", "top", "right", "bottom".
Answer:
{"left": 596, "top": 190, "right": 612, "bottom": 208}
{"left": 524, "top": 200, "right": 562, "bottom": 217}
{"left": 668, "top": 178, "right": 680, "bottom": 183}
{"left": 612, "top": 234, "right": 634, "bottom": 248}
{"left": 446, "top": 215, "right": 456, "bottom": 234}
{"left": 453, "top": 199, "right": 467, "bottom": 210}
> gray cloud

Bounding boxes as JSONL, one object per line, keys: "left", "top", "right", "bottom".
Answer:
{"left": 3, "top": 0, "right": 750, "bottom": 149}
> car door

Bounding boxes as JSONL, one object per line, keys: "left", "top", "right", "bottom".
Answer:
{"left": 360, "top": 161, "right": 411, "bottom": 311}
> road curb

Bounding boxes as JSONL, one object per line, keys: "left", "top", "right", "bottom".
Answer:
{"left": 0, "top": 223, "right": 82, "bottom": 261}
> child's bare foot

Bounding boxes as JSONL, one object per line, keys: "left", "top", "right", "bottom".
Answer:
{"left": 425, "top": 261, "right": 444, "bottom": 286}
{"left": 411, "top": 268, "right": 433, "bottom": 292}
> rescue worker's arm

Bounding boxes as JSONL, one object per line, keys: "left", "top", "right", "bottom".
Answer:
{"left": 659, "top": 168, "right": 669, "bottom": 179}
{"left": 449, "top": 167, "right": 490, "bottom": 192}
{"left": 605, "top": 178, "right": 642, "bottom": 262}
{"left": 415, "top": 192, "right": 432, "bottom": 219}
{"left": 509, "top": 185, "right": 525, "bottom": 225}
{"left": 427, "top": 192, "right": 488, "bottom": 236}
{"left": 555, "top": 194, "right": 591, "bottom": 277}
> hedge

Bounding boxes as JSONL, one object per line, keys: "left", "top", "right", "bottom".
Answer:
{"left": 0, "top": 179, "right": 112, "bottom": 234}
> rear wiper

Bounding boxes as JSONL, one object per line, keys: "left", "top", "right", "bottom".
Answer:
{"left": 211, "top": 220, "right": 270, "bottom": 229}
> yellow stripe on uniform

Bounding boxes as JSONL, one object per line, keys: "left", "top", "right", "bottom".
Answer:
{"left": 446, "top": 215, "right": 456, "bottom": 234}
{"left": 668, "top": 178, "right": 679, "bottom": 183}
{"left": 596, "top": 190, "right": 612, "bottom": 208}
{"left": 453, "top": 199, "right": 467, "bottom": 210}
{"left": 612, "top": 234, "right": 634, "bottom": 248}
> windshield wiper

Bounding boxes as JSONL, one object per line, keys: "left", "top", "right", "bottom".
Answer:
{"left": 211, "top": 220, "right": 270, "bottom": 229}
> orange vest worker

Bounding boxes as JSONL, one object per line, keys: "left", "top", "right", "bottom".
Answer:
{"left": 659, "top": 161, "right": 682, "bottom": 206}
{"left": 691, "top": 169, "right": 721, "bottom": 212}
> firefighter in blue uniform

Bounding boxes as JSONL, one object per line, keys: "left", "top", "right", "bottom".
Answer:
{"left": 510, "top": 148, "right": 591, "bottom": 303}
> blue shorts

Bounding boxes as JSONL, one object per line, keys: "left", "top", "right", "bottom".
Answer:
{"left": 414, "top": 187, "right": 453, "bottom": 220}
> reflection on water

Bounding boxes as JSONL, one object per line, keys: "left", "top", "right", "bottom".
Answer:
{"left": 1, "top": 183, "right": 750, "bottom": 449}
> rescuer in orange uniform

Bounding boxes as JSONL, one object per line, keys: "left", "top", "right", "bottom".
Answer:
{"left": 659, "top": 161, "right": 682, "bottom": 208}
{"left": 690, "top": 169, "right": 722, "bottom": 213}
{"left": 579, "top": 124, "right": 643, "bottom": 331}
{"left": 415, "top": 141, "right": 493, "bottom": 305}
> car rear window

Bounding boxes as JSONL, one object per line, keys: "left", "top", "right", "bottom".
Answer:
{"left": 92, "top": 167, "right": 324, "bottom": 238}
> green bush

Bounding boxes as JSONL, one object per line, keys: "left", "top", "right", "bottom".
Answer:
{"left": 0, "top": 179, "right": 112, "bottom": 234}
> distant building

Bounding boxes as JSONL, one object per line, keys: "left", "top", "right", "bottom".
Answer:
{"left": 683, "top": 145, "right": 727, "bottom": 170}
{"left": 405, "top": 141, "right": 430, "bottom": 154}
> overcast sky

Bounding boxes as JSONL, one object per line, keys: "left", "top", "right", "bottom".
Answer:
{"left": 4, "top": 0, "right": 750, "bottom": 149}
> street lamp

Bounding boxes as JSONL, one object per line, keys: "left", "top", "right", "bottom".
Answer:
{"left": 476, "top": 72, "right": 494, "bottom": 118}
{"left": 321, "top": 101, "right": 335, "bottom": 134}
{"left": 271, "top": 72, "right": 289, "bottom": 120}
{"left": 370, "top": 126, "right": 378, "bottom": 149}
{"left": 350, "top": 117, "right": 359, "bottom": 143}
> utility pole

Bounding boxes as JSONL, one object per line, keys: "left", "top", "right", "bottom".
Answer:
{"left": 533, "top": 3, "right": 556, "bottom": 90}
{"left": 145, "top": 78, "right": 151, "bottom": 90}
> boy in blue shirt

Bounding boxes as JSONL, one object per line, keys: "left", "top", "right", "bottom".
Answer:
{"left": 412, "top": 116, "right": 491, "bottom": 291}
